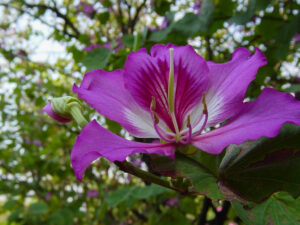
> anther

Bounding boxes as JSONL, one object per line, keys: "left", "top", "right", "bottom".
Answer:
{"left": 202, "top": 92, "right": 208, "bottom": 114}
{"left": 180, "top": 115, "right": 192, "bottom": 144}
{"left": 151, "top": 96, "right": 156, "bottom": 111}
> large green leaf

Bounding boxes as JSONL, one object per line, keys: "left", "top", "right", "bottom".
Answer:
{"left": 175, "top": 152, "right": 224, "bottom": 200}
{"left": 232, "top": 192, "right": 300, "bottom": 225}
{"left": 219, "top": 124, "right": 300, "bottom": 202}
{"left": 82, "top": 47, "right": 111, "bottom": 71}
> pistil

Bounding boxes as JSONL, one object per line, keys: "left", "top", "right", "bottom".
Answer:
{"left": 168, "top": 48, "right": 181, "bottom": 142}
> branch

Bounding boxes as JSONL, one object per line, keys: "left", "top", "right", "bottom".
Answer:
{"left": 23, "top": 2, "right": 80, "bottom": 38}
{"left": 129, "top": 0, "right": 146, "bottom": 33}
{"left": 115, "top": 161, "right": 197, "bottom": 195}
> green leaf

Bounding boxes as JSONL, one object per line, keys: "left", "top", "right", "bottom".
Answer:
{"left": 153, "top": 0, "right": 171, "bottom": 16}
{"left": 106, "top": 118, "right": 122, "bottom": 134}
{"left": 282, "top": 84, "right": 300, "bottom": 93}
{"left": 198, "top": 0, "right": 215, "bottom": 33}
{"left": 121, "top": 34, "right": 135, "bottom": 48}
{"left": 3, "top": 199, "right": 19, "bottom": 210}
{"left": 8, "top": 209, "right": 23, "bottom": 224}
{"left": 82, "top": 47, "right": 111, "bottom": 71}
{"left": 48, "top": 209, "right": 74, "bottom": 225}
{"left": 155, "top": 208, "right": 190, "bottom": 225}
{"left": 175, "top": 152, "right": 224, "bottom": 200}
{"left": 105, "top": 185, "right": 170, "bottom": 208}
{"left": 28, "top": 202, "right": 49, "bottom": 215}
{"left": 173, "top": 13, "right": 201, "bottom": 37}
{"left": 105, "top": 187, "right": 132, "bottom": 207}
{"left": 133, "top": 184, "right": 170, "bottom": 199}
{"left": 228, "top": 0, "right": 256, "bottom": 25}
{"left": 232, "top": 192, "right": 300, "bottom": 225}
{"left": 149, "top": 25, "right": 173, "bottom": 42}
{"left": 219, "top": 124, "right": 300, "bottom": 202}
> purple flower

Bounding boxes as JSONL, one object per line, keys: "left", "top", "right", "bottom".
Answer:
{"left": 84, "top": 44, "right": 101, "bottom": 51}
{"left": 71, "top": 44, "right": 300, "bottom": 180}
{"left": 76, "top": 1, "right": 95, "bottom": 18}
{"left": 193, "top": 1, "right": 202, "bottom": 15}
{"left": 87, "top": 189, "right": 98, "bottom": 198}
{"left": 43, "top": 103, "right": 72, "bottom": 123}
{"left": 45, "top": 192, "right": 52, "bottom": 201}
{"left": 293, "top": 34, "right": 300, "bottom": 44}
{"left": 165, "top": 198, "right": 179, "bottom": 207}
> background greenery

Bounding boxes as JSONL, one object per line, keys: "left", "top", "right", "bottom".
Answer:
{"left": 0, "top": 0, "right": 300, "bottom": 224}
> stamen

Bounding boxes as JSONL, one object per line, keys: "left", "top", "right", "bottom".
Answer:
{"left": 192, "top": 92, "right": 208, "bottom": 137}
{"left": 180, "top": 115, "right": 192, "bottom": 144}
{"left": 150, "top": 96, "right": 173, "bottom": 142}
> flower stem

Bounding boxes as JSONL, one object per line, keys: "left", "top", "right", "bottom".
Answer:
{"left": 114, "top": 161, "right": 196, "bottom": 195}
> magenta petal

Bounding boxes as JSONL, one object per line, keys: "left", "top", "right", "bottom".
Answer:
{"left": 73, "top": 69, "right": 158, "bottom": 138}
{"left": 71, "top": 120, "right": 176, "bottom": 180}
{"left": 204, "top": 47, "right": 267, "bottom": 127}
{"left": 124, "top": 44, "right": 209, "bottom": 130}
{"left": 192, "top": 88, "right": 300, "bottom": 154}
{"left": 43, "top": 103, "right": 72, "bottom": 123}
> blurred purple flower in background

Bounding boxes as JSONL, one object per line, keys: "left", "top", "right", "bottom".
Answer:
{"left": 293, "top": 33, "right": 300, "bottom": 44}
{"left": 165, "top": 198, "right": 179, "bottom": 207}
{"left": 76, "top": 1, "right": 95, "bottom": 17}
{"left": 84, "top": 44, "right": 101, "bottom": 51}
{"left": 45, "top": 192, "right": 52, "bottom": 201}
{"left": 193, "top": 1, "right": 202, "bottom": 15}
{"left": 87, "top": 189, "right": 98, "bottom": 198}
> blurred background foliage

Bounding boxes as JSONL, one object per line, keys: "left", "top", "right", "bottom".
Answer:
{"left": 0, "top": 0, "right": 300, "bottom": 224}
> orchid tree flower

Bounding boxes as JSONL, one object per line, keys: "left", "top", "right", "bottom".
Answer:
{"left": 68, "top": 44, "right": 300, "bottom": 180}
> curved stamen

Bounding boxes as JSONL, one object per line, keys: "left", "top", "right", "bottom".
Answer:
{"left": 192, "top": 92, "right": 208, "bottom": 137}
{"left": 180, "top": 115, "right": 192, "bottom": 144}
{"left": 150, "top": 97, "right": 174, "bottom": 142}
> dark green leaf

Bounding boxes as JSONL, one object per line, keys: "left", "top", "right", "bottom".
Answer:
{"left": 219, "top": 124, "right": 300, "bottom": 202}
{"left": 175, "top": 152, "right": 224, "bottom": 200}
{"left": 232, "top": 192, "right": 300, "bottom": 225}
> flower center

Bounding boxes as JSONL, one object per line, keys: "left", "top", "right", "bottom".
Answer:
{"left": 149, "top": 48, "right": 209, "bottom": 144}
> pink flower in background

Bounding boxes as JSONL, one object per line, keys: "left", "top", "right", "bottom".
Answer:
{"left": 87, "top": 189, "right": 98, "bottom": 198}
{"left": 45, "top": 192, "right": 52, "bottom": 201}
{"left": 293, "top": 34, "right": 300, "bottom": 44}
{"left": 71, "top": 43, "right": 300, "bottom": 180}
{"left": 76, "top": 1, "right": 95, "bottom": 17}
{"left": 84, "top": 44, "right": 101, "bottom": 51}
{"left": 165, "top": 198, "right": 179, "bottom": 207}
{"left": 193, "top": 1, "right": 202, "bottom": 15}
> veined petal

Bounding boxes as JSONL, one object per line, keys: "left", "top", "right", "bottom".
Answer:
{"left": 71, "top": 120, "right": 176, "bottom": 180}
{"left": 124, "top": 44, "right": 209, "bottom": 131}
{"left": 191, "top": 88, "right": 300, "bottom": 154}
{"left": 202, "top": 47, "right": 267, "bottom": 127}
{"left": 73, "top": 69, "right": 158, "bottom": 138}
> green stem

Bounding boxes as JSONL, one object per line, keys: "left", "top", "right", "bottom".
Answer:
{"left": 69, "top": 105, "right": 88, "bottom": 128}
{"left": 114, "top": 161, "right": 196, "bottom": 195}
